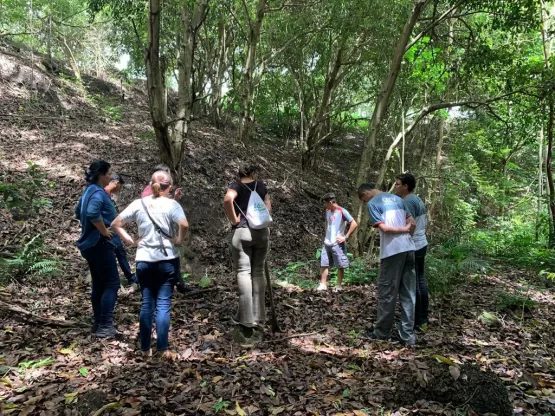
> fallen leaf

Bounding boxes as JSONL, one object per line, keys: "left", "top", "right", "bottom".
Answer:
{"left": 235, "top": 401, "right": 246, "bottom": 416}
{"left": 1, "top": 377, "right": 12, "bottom": 387}
{"left": 59, "top": 348, "right": 72, "bottom": 355}
{"left": 92, "top": 402, "right": 121, "bottom": 416}
{"left": 23, "top": 395, "right": 43, "bottom": 405}
{"left": 212, "top": 376, "right": 222, "bottom": 383}
{"left": 353, "top": 411, "right": 368, "bottom": 416}
{"left": 79, "top": 367, "right": 89, "bottom": 377}
{"left": 433, "top": 355, "right": 454, "bottom": 365}
{"left": 271, "top": 406, "right": 285, "bottom": 415}
{"left": 449, "top": 366, "right": 460, "bottom": 381}
{"left": 65, "top": 392, "right": 78, "bottom": 404}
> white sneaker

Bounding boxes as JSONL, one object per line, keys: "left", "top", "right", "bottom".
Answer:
{"left": 334, "top": 285, "right": 343, "bottom": 292}
{"left": 316, "top": 283, "right": 328, "bottom": 291}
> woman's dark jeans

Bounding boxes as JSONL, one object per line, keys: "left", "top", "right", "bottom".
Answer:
{"left": 81, "top": 239, "right": 120, "bottom": 328}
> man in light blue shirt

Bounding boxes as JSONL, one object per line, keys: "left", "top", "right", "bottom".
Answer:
{"left": 358, "top": 183, "right": 416, "bottom": 345}
{"left": 395, "top": 173, "right": 429, "bottom": 329}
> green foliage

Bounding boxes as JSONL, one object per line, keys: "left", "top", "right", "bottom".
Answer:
{"left": 495, "top": 290, "right": 538, "bottom": 312}
{"left": 213, "top": 398, "right": 231, "bottom": 413}
{"left": 0, "top": 234, "right": 61, "bottom": 283}
{"left": 274, "top": 260, "right": 318, "bottom": 289}
{"left": 103, "top": 105, "right": 122, "bottom": 121}
{"left": 18, "top": 357, "right": 55, "bottom": 373}
{"left": 0, "top": 162, "right": 52, "bottom": 219}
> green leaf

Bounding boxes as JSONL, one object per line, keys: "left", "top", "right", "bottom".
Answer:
{"left": 198, "top": 275, "right": 212, "bottom": 288}
{"left": 79, "top": 367, "right": 88, "bottom": 377}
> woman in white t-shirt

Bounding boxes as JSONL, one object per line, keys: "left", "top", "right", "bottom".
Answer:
{"left": 111, "top": 170, "right": 189, "bottom": 357}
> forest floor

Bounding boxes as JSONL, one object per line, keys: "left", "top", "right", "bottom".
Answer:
{"left": 0, "top": 46, "right": 554, "bottom": 416}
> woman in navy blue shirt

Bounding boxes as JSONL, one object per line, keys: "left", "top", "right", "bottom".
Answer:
{"left": 75, "top": 160, "right": 120, "bottom": 338}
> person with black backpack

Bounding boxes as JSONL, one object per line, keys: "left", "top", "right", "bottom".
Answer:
{"left": 223, "top": 163, "right": 272, "bottom": 340}
{"left": 111, "top": 170, "right": 189, "bottom": 357}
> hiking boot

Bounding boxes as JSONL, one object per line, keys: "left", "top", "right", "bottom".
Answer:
{"left": 333, "top": 285, "right": 343, "bottom": 292}
{"left": 95, "top": 325, "right": 117, "bottom": 339}
{"left": 360, "top": 329, "right": 398, "bottom": 344}
{"left": 316, "top": 283, "right": 328, "bottom": 291}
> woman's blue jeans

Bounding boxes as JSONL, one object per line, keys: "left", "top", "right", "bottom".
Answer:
{"left": 136, "top": 260, "right": 176, "bottom": 351}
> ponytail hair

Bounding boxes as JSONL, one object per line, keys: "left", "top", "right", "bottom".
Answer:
{"left": 151, "top": 170, "right": 172, "bottom": 198}
{"left": 85, "top": 160, "right": 111, "bottom": 184}
{"left": 238, "top": 162, "right": 259, "bottom": 179}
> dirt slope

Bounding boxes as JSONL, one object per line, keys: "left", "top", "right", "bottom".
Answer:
{"left": 0, "top": 45, "right": 362, "bottom": 279}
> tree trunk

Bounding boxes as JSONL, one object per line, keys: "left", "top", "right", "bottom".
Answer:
{"left": 302, "top": 40, "right": 345, "bottom": 169}
{"left": 537, "top": 124, "right": 544, "bottom": 240}
{"left": 547, "top": 94, "right": 555, "bottom": 247}
{"left": 350, "top": 0, "right": 427, "bottom": 254}
{"left": 212, "top": 20, "right": 230, "bottom": 126}
{"left": 174, "top": 0, "right": 208, "bottom": 179}
{"left": 429, "top": 116, "right": 445, "bottom": 226}
{"left": 146, "top": 0, "right": 173, "bottom": 170}
{"left": 238, "top": 0, "right": 267, "bottom": 143}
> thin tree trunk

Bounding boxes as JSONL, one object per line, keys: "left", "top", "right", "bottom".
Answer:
{"left": 429, "top": 116, "right": 445, "bottom": 225}
{"left": 302, "top": 39, "right": 346, "bottom": 168}
{"left": 174, "top": 0, "right": 208, "bottom": 179}
{"left": 350, "top": 0, "right": 428, "bottom": 254}
{"left": 238, "top": 0, "right": 267, "bottom": 143}
{"left": 547, "top": 94, "right": 555, "bottom": 247}
{"left": 146, "top": 0, "right": 173, "bottom": 171}
{"left": 537, "top": 124, "right": 544, "bottom": 240}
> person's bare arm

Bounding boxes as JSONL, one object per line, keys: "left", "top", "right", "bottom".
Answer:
{"left": 376, "top": 222, "right": 411, "bottom": 234}
{"left": 223, "top": 189, "right": 240, "bottom": 225}
{"left": 264, "top": 194, "right": 272, "bottom": 213}
{"left": 336, "top": 220, "right": 358, "bottom": 244}
{"left": 408, "top": 216, "right": 416, "bottom": 236}
{"left": 173, "top": 218, "right": 189, "bottom": 246}
{"left": 111, "top": 215, "right": 134, "bottom": 245}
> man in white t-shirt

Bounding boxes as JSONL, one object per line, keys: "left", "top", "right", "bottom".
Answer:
{"left": 358, "top": 183, "right": 417, "bottom": 345}
{"left": 317, "top": 193, "right": 358, "bottom": 292}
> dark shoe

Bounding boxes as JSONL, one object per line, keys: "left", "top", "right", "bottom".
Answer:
{"left": 361, "top": 329, "right": 398, "bottom": 344}
{"left": 90, "top": 323, "right": 99, "bottom": 334}
{"left": 176, "top": 277, "right": 191, "bottom": 294}
{"left": 95, "top": 325, "right": 117, "bottom": 338}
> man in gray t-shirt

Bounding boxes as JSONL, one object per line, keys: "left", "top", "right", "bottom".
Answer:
{"left": 395, "top": 173, "right": 429, "bottom": 329}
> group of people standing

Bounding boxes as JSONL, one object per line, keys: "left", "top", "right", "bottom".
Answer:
{"left": 317, "top": 173, "right": 429, "bottom": 346}
{"left": 75, "top": 160, "right": 272, "bottom": 354}
{"left": 75, "top": 159, "right": 428, "bottom": 355}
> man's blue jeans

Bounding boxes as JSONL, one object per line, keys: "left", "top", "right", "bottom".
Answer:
{"left": 81, "top": 239, "right": 120, "bottom": 328}
{"left": 136, "top": 260, "right": 176, "bottom": 352}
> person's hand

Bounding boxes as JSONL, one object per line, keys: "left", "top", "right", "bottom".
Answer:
{"left": 101, "top": 229, "right": 113, "bottom": 239}
{"left": 336, "top": 236, "right": 346, "bottom": 244}
{"left": 124, "top": 237, "right": 135, "bottom": 247}
{"left": 172, "top": 237, "right": 184, "bottom": 247}
{"left": 232, "top": 215, "right": 241, "bottom": 226}
{"left": 409, "top": 222, "right": 416, "bottom": 234}
{"left": 173, "top": 188, "right": 183, "bottom": 201}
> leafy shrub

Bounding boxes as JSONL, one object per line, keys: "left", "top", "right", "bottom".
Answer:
{"left": 0, "top": 234, "right": 61, "bottom": 283}
{"left": 0, "top": 161, "right": 52, "bottom": 219}
{"left": 104, "top": 105, "right": 122, "bottom": 121}
{"left": 495, "top": 290, "right": 538, "bottom": 313}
